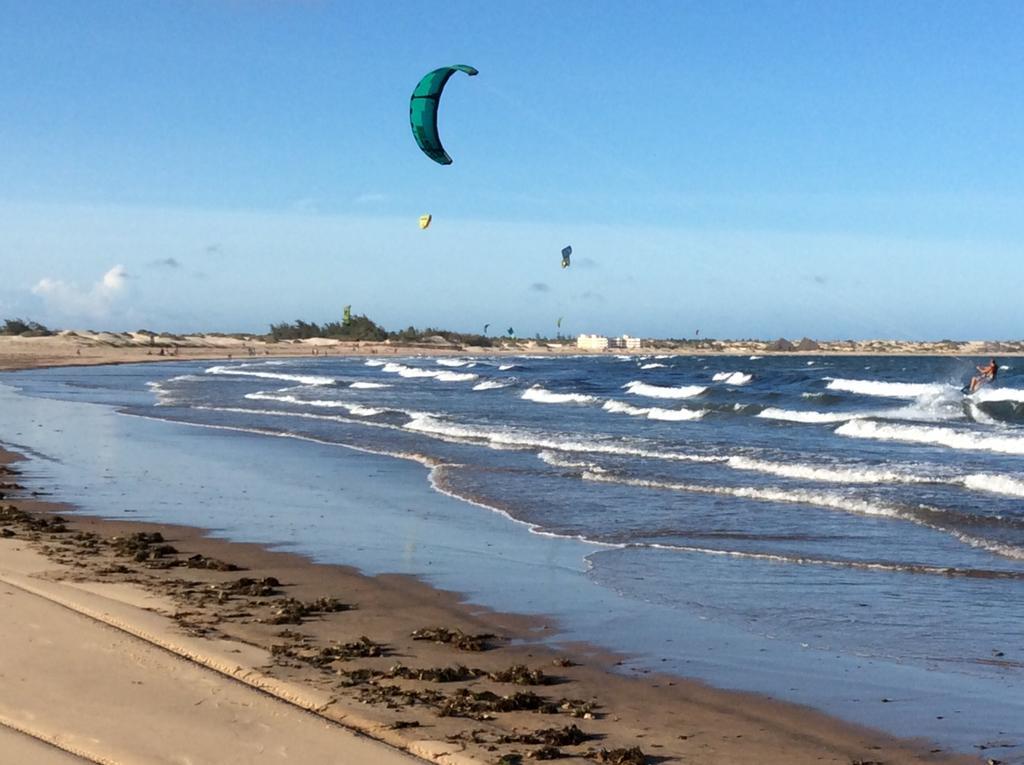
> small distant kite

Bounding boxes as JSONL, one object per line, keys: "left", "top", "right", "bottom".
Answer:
{"left": 343, "top": 305, "right": 352, "bottom": 325}
{"left": 483, "top": 323, "right": 490, "bottom": 335}
{"left": 419, "top": 214, "right": 432, "bottom": 230}
{"left": 410, "top": 65, "right": 478, "bottom": 165}
{"left": 561, "top": 246, "right": 572, "bottom": 269}
{"left": 557, "top": 316, "right": 563, "bottom": 329}
{"left": 507, "top": 327, "right": 515, "bottom": 338}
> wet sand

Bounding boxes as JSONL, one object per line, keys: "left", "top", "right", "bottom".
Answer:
{"left": 0, "top": 444, "right": 979, "bottom": 765}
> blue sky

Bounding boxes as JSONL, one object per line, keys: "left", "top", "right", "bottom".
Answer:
{"left": 1, "top": 0, "right": 1022, "bottom": 339}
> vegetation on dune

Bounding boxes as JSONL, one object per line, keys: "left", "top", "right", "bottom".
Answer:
{"left": 268, "top": 315, "right": 387, "bottom": 342}
{"left": 1, "top": 318, "right": 52, "bottom": 336}
{"left": 268, "top": 315, "right": 495, "bottom": 347}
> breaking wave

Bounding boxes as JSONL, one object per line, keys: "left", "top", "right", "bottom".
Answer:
{"left": 349, "top": 381, "right": 390, "bottom": 389}
{"left": 602, "top": 399, "right": 706, "bottom": 421}
{"left": 243, "top": 391, "right": 381, "bottom": 417}
{"left": 522, "top": 386, "right": 599, "bottom": 405}
{"left": 472, "top": 380, "right": 513, "bottom": 391}
{"left": 348, "top": 405, "right": 385, "bottom": 417}
{"left": 580, "top": 471, "right": 1024, "bottom": 559}
{"left": 647, "top": 407, "right": 706, "bottom": 421}
{"left": 436, "top": 358, "right": 475, "bottom": 368}
{"left": 836, "top": 420, "right": 1024, "bottom": 455}
{"left": 641, "top": 543, "right": 1024, "bottom": 579}
{"left": 972, "top": 387, "right": 1024, "bottom": 404}
{"left": 623, "top": 380, "right": 706, "bottom": 399}
{"left": 640, "top": 362, "right": 667, "bottom": 369}
{"left": 758, "top": 408, "right": 859, "bottom": 424}
{"left": 205, "top": 365, "right": 334, "bottom": 387}
{"left": 725, "top": 455, "right": 932, "bottom": 484}
{"left": 381, "top": 362, "right": 478, "bottom": 382}
{"left": 712, "top": 371, "right": 752, "bottom": 385}
{"left": 536, "top": 450, "right": 602, "bottom": 470}
{"left": 962, "top": 474, "right": 1024, "bottom": 498}
{"left": 403, "top": 414, "right": 720, "bottom": 463}
{"left": 826, "top": 378, "right": 952, "bottom": 399}
{"left": 602, "top": 400, "right": 649, "bottom": 417}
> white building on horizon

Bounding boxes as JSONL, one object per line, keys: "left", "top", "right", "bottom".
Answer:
{"left": 576, "top": 334, "right": 609, "bottom": 350}
{"left": 609, "top": 335, "right": 643, "bottom": 350}
{"left": 577, "top": 334, "right": 643, "bottom": 351}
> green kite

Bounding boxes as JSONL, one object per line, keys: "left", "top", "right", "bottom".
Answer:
{"left": 410, "top": 65, "right": 478, "bottom": 165}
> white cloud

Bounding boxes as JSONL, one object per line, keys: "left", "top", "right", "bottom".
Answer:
{"left": 32, "top": 265, "right": 130, "bottom": 320}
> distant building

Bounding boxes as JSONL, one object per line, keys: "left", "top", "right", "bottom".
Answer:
{"left": 609, "top": 335, "right": 643, "bottom": 350}
{"left": 577, "top": 334, "right": 609, "bottom": 350}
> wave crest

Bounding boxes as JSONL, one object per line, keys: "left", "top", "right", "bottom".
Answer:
{"left": 826, "top": 378, "right": 951, "bottom": 399}
{"left": 836, "top": 420, "right": 1024, "bottom": 455}
{"left": 522, "top": 386, "right": 598, "bottom": 405}
{"left": 205, "top": 365, "right": 334, "bottom": 386}
{"left": 712, "top": 371, "right": 752, "bottom": 385}
{"left": 624, "top": 380, "right": 706, "bottom": 399}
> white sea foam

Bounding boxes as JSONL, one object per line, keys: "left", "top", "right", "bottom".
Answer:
{"left": 244, "top": 391, "right": 383, "bottom": 416}
{"left": 205, "top": 365, "right": 334, "bottom": 386}
{"left": 836, "top": 420, "right": 1024, "bottom": 455}
{"left": 498, "top": 364, "right": 519, "bottom": 371}
{"left": 581, "top": 471, "right": 905, "bottom": 519}
{"left": 962, "top": 473, "right": 1024, "bottom": 498}
{"left": 246, "top": 391, "right": 343, "bottom": 407}
{"left": 950, "top": 532, "right": 1024, "bottom": 560}
{"left": 758, "top": 408, "right": 859, "bottom": 424}
{"left": 602, "top": 400, "right": 650, "bottom": 417}
{"left": 472, "top": 380, "right": 513, "bottom": 391}
{"left": 580, "top": 471, "right": 1024, "bottom": 559}
{"left": 348, "top": 405, "right": 385, "bottom": 417}
{"left": 602, "top": 399, "right": 705, "bottom": 421}
{"left": 382, "top": 362, "right": 436, "bottom": 378}
{"left": 381, "top": 362, "right": 478, "bottom": 382}
{"left": 726, "top": 456, "right": 929, "bottom": 484}
{"left": 712, "top": 371, "right": 752, "bottom": 385}
{"left": 364, "top": 359, "right": 386, "bottom": 367}
{"left": 623, "top": 380, "right": 706, "bottom": 399}
{"left": 536, "top": 450, "right": 601, "bottom": 470}
{"left": 972, "top": 387, "right": 1024, "bottom": 403}
{"left": 749, "top": 355, "right": 763, "bottom": 360}
{"left": 436, "top": 370, "right": 479, "bottom": 382}
{"left": 404, "top": 414, "right": 720, "bottom": 462}
{"left": 967, "top": 401, "right": 999, "bottom": 426}
{"left": 146, "top": 381, "right": 174, "bottom": 405}
{"left": 640, "top": 362, "right": 667, "bottom": 369}
{"left": 349, "top": 381, "right": 391, "bottom": 389}
{"left": 522, "top": 386, "right": 598, "bottom": 405}
{"left": 644, "top": 542, "right": 1024, "bottom": 574}
{"left": 647, "top": 407, "right": 706, "bottom": 421}
{"left": 826, "top": 378, "right": 952, "bottom": 399}
{"left": 436, "top": 358, "right": 475, "bottom": 368}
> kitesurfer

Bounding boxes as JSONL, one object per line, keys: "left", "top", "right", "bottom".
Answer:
{"left": 968, "top": 358, "right": 998, "bottom": 393}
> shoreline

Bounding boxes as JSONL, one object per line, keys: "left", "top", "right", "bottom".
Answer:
{"left": 2, "top": 333, "right": 1022, "bottom": 374}
{"left": 0, "top": 444, "right": 977, "bottom": 764}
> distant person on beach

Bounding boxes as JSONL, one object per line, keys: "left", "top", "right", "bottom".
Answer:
{"left": 969, "top": 358, "right": 998, "bottom": 393}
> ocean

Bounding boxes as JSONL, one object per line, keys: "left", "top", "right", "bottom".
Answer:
{"left": 2, "top": 353, "right": 1022, "bottom": 756}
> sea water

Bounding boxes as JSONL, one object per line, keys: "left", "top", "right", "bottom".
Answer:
{"left": 2, "top": 354, "right": 1022, "bottom": 757}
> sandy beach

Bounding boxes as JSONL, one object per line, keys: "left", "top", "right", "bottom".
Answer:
{"left": 0, "top": 446, "right": 978, "bottom": 765}
{"left": 2, "top": 333, "right": 1021, "bottom": 376}
{"left": 0, "top": 346, "right": 992, "bottom": 764}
